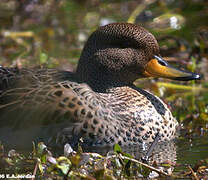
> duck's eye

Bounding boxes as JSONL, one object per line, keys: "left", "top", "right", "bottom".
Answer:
{"left": 154, "top": 55, "right": 168, "bottom": 66}
{"left": 158, "top": 59, "right": 167, "bottom": 66}
{"left": 120, "top": 43, "right": 130, "bottom": 48}
{"left": 120, "top": 44, "right": 127, "bottom": 48}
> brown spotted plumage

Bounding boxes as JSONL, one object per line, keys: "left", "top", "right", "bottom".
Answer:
{"left": 0, "top": 23, "right": 200, "bottom": 148}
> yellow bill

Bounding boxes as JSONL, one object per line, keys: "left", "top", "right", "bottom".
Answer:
{"left": 143, "top": 55, "right": 200, "bottom": 81}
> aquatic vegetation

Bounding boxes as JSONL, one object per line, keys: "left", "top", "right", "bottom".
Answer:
{"left": 0, "top": 142, "right": 208, "bottom": 179}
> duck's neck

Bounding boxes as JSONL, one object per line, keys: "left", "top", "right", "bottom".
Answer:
{"left": 75, "top": 65, "right": 132, "bottom": 92}
{"left": 76, "top": 73, "right": 130, "bottom": 93}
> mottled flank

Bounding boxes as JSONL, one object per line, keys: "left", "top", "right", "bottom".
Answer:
{"left": 0, "top": 23, "right": 179, "bottom": 148}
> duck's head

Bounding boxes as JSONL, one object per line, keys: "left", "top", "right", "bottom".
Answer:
{"left": 76, "top": 23, "right": 200, "bottom": 90}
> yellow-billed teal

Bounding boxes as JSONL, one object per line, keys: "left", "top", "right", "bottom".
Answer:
{"left": 0, "top": 23, "right": 200, "bottom": 148}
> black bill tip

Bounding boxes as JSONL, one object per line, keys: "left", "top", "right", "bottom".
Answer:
{"left": 173, "top": 72, "right": 201, "bottom": 81}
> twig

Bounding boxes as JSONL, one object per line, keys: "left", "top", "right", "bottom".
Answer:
{"left": 157, "top": 82, "right": 204, "bottom": 91}
{"left": 128, "top": 0, "right": 156, "bottom": 23}
{"left": 119, "top": 154, "right": 171, "bottom": 177}
{"left": 142, "top": 132, "right": 160, "bottom": 162}
{"left": 188, "top": 166, "right": 199, "bottom": 180}
{"left": 32, "top": 161, "right": 38, "bottom": 180}
{"left": 106, "top": 154, "right": 172, "bottom": 177}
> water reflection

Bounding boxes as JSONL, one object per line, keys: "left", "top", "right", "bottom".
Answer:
{"left": 177, "top": 136, "right": 208, "bottom": 165}
{"left": 85, "top": 140, "right": 177, "bottom": 164}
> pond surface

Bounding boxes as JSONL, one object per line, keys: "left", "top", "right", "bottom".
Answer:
{"left": 83, "top": 134, "right": 208, "bottom": 176}
{"left": 176, "top": 135, "right": 208, "bottom": 170}
{"left": 87, "top": 134, "right": 208, "bottom": 169}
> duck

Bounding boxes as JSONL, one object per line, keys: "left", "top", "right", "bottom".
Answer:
{"left": 0, "top": 23, "right": 200, "bottom": 148}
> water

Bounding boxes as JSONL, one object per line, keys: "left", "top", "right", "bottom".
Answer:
{"left": 176, "top": 135, "right": 208, "bottom": 169}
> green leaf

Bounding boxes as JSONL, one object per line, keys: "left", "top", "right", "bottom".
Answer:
{"left": 114, "top": 144, "right": 122, "bottom": 153}
{"left": 37, "top": 142, "right": 47, "bottom": 155}
{"left": 39, "top": 52, "right": 48, "bottom": 64}
{"left": 57, "top": 163, "right": 70, "bottom": 175}
{"left": 70, "top": 154, "right": 81, "bottom": 167}
{"left": 38, "top": 159, "right": 44, "bottom": 174}
{"left": 56, "top": 156, "right": 71, "bottom": 175}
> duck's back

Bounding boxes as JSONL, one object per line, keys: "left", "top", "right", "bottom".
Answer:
{"left": 0, "top": 67, "right": 76, "bottom": 122}
{"left": 0, "top": 67, "right": 123, "bottom": 147}
{"left": 0, "top": 67, "right": 102, "bottom": 121}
